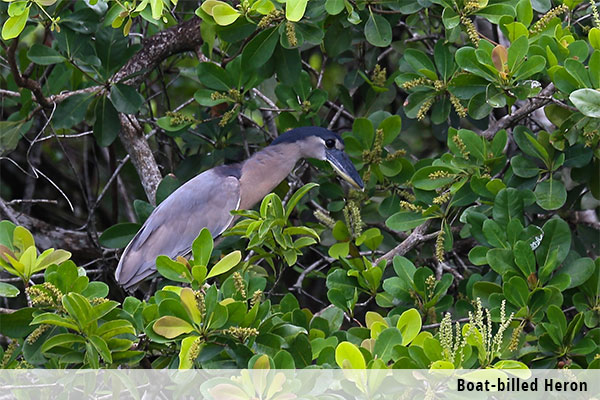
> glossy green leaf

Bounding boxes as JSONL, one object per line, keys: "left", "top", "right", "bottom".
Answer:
{"left": 109, "top": 84, "right": 144, "bottom": 114}
{"left": 212, "top": 3, "right": 241, "bottom": 26}
{"left": 156, "top": 256, "right": 192, "bottom": 283}
{"left": 192, "top": 228, "right": 213, "bottom": 268}
{"left": 93, "top": 95, "right": 120, "bottom": 146}
{"left": 386, "top": 211, "right": 432, "bottom": 231}
{"left": 98, "top": 223, "right": 140, "bottom": 249}
{"left": 364, "top": 13, "right": 392, "bottom": 47}
{"left": 2, "top": 7, "right": 29, "bottom": 40}
{"left": 373, "top": 328, "right": 403, "bottom": 363}
{"left": 0, "top": 282, "right": 19, "bottom": 297}
{"left": 335, "top": 341, "right": 366, "bottom": 369}
{"left": 241, "top": 27, "right": 279, "bottom": 70}
{"left": 153, "top": 316, "right": 195, "bottom": 339}
{"left": 27, "top": 44, "right": 65, "bottom": 65}
{"left": 570, "top": 88, "right": 600, "bottom": 118}
{"left": 534, "top": 179, "right": 566, "bottom": 210}
{"left": 396, "top": 308, "right": 421, "bottom": 345}
{"left": 286, "top": 0, "right": 308, "bottom": 22}
{"left": 206, "top": 250, "right": 241, "bottom": 279}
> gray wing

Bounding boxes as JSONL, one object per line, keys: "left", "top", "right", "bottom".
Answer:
{"left": 115, "top": 169, "right": 240, "bottom": 290}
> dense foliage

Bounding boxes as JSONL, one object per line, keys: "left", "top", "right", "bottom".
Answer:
{"left": 0, "top": 0, "right": 599, "bottom": 370}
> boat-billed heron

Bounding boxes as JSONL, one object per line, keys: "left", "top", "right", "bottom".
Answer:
{"left": 115, "top": 126, "right": 363, "bottom": 290}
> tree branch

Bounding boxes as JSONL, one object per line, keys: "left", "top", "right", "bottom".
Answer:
{"left": 0, "top": 197, "right": 102, "bottom": 260}
{"left": 481, "top": 83, "right": 555, "bottom": 140}
{"left": 375, "top": 219, "right": 433, "bottom": 265}
{"left": 111, "top": 17, "right": 203, "bottom": 203}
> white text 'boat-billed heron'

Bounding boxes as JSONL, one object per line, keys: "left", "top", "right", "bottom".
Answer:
{"left": 115, "top": 126, "right": 364, "bottom": 290}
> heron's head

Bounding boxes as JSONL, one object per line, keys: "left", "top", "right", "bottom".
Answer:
{"left": 272, "top": 127, "right": 364, "bottom": 190}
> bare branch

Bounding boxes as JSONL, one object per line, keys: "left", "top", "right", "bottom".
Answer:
{"left": 0, "top": 198, "right": 101, "bottom": 259}
{"left": 375, "top": 219, "right": 433, "bottom": 265}
{"left": 481, "top": 83, "right": 555, "bottom": 140}
{"left": 118, "top": 115, "right": 162, "bottom": 205}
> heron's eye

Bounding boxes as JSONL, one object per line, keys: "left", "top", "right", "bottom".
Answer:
{"left": 325, "top": 139, "right": 336, "bottom": 148}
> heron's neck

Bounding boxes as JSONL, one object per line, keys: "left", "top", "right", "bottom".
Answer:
{"left": 238, "top": 143, "right": 302, "bottom": 209}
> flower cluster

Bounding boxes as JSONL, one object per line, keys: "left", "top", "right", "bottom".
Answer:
{"left": 371, "top": 64, "right": 387, "bottom": 87}
{"left": 224, "top": 327, "right": 259, "bottom": 342}
{"left": 452, "top": 134, "right": 470, "bottom": 159}
{"left": 314, "top": 209, "right": 336, "bottom": 229}
{"left": 233, "top": 272, "right": 246, "bottom": 298}
{"left": 530, "top": 5, "right": 569, "bottom": 35}
{"left": 286, "top": 22, "right": 298, "bottom": 47}
{"left": 258, "top": 9, "right": 284, "bottom": 29}
{"left": 460, "top": 15, "right": 479, "bottom": 47}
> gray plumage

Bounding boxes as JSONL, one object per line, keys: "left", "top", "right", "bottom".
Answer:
{"left": 115, "top": 126, "right": 363, "bottom": 290}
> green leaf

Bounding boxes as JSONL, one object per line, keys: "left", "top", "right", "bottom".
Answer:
{"left": 285, "top": 183, "right": 318, "bottom": 219}
{"left": 27, "top": 44, "right": 65, "bottom": 65}
{"left": 153, "top": 316, "right": 195, "bottom": 339}
{"left": 156, "top": 174, "right": 181, "bottom": 204}
{"left": 192, "top": 228, "right": 213, "bottom": 268}
{"left": 396, "top": 308, "right": 421, "bottom": 345}
{"left": 53, "top": 93, "right": 95, "bottom": 130}
{"left": 516, "top": 0, "right": 533, "bottom": 26}
{"left": 404, "top": 49, "right": 437, "bottom": 78}
{"left": 206, "top": 250, "right": 241, "bottom": 279}
{"left": 41, "top": 333, "right": 85, "bottom": 353}
{"left": 512, "top": 126, "right": 549, "bottom": 165}
{"left": 511, "top": 155, "right": 540, "bottom": 178}
{"left": 386, "top": 211, "right": 432, "bottom": 231}
{"left": 0, "top": 308, "right": 34, "bottom": 339}
{"left": 379, "top": 115, "right": 402, "bottom": 146}
{"left": 286, "top": 0, "right": 308, "bottom": 22}
{"left": 493, "top": 188, "right": 523, "bottom": 228}
{"left": 98, "top": 223, "right": 140, "bottom": 249}
{"left": 31, "top": 313, "right": 79, "bottom": 331}
{"left": 412, "top": 166, "right": 456, "bottom": 190}
{"left": 150, "top": 0, "right": 164, "bottom": 19}
{"left": 93, "top": 95, "right": 120, "bottom": 146}
{"left": 109, "top": 83, "right": 144, "bottom": 114}
{"left": 561, "top": 257, "right": 595, "bottom": 289}
{"left": 2, "top": 7, "right": 29, "bottom": 40}
{"left": 241, "top": 27, "right": 279, "bottom": 70}
{"left": 179, "top": 335, "right": 201, "bottom": 369}
{"left": 456, "top": 47, "right": 496, "bottom": 80}
{"left": 197, "top": 62, "right": 234, "bottom": 91}
{"left": 536, "top": 218, "right": 571, "bottom": 270}
{"left": 475, "top": 4, "right": 516, "bottom": 24}
{"left": 504, "top": 276, "right": 529, "bottom": 308}
{"left": 275, "top": 46, "right": 302, "bottom": 85}
{"left": 335, "top": 341, "right": 366, "bottom": 369}
{"left": 63, "top": 292, "right": 93, "bottom": 327}
{"left": 364, "top": 13, "right": 392, "bottom": 47}
{"left": 482, "top": 219, "right": 508, "bottom": 248}
{"left": 589, "top": 27, "right": 600, "bottom": 50}
{"left": 156, "top": 256, "right": 192, "bottom": 283}
{"left": 325, "top": 0, "right": 344, "bottom": 15}
{"left": 212, "top": 3, "right": 241, "bottom": 26}
{"left": 373, "top": 328, "right": 403, "bottom": 363}
{"left": 513, "top": 240, "right": 535, "bottom": 277}
{"left": 434, "top": 42, "right": 454, "bottom": 81}
{"left": 89, "top": 335, "right": 112, "bottom": 364}
{"left": 504, "top": 22, "right": 529, "bottom": 42}
{"left": 0, "top": 120, "right": 31, "bottom": 155}
{"left": 514, "top": 55, "right": 546, "bottom": 80}
{"left": 534, "top": 179, "right": 566, "bottom": 210}
{"left": 0, "top": 282, "right": 19, "bottom": 297}
{"left": 569, "top": 88, "right": 600, "bottom": 118}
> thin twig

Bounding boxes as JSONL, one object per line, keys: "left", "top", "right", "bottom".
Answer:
{"left": 481, "top": 83, "right": 555, "bottom": 139}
